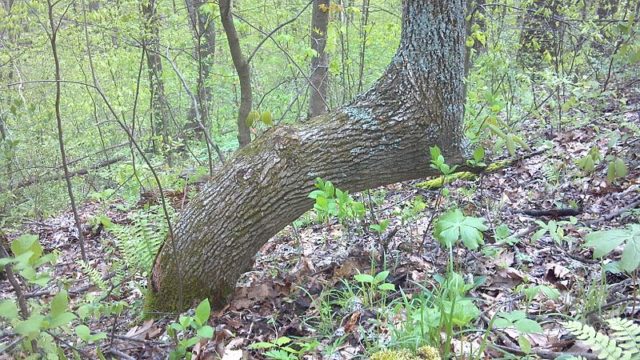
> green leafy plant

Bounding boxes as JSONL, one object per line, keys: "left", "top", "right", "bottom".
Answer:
{"left": 249, "top": 336, "right": 319, "bottom": 360}
{"left": 167, "top": 299, "right": 215, "bottom": 360}
{"left": 532, "top": 218, "right": 577, "bottom": 245}
{"left": 606, "top": 157, "right": 628, "bottom": 183}
{"left": 0, "top": 235, "right": 107, "bottom": 356}
{"left": 585, "top": 224, "right": 640, "bottom": 273}
{"left": 493, "top": 311, "right": 543, "bottom": 354}
{"left": 354, "top": 270, "right": 396, "bottom": 307}
{"left": 434, "top": 209, "right": 488, "bottom": 250}
{"left": 518, "top": 284, "right": 561, "bottom": 310}
{"left": 0, "top": 234, "right": 57, "bottom": 286}
{"left": 466, "top": 146, "right": 487, "bottom": 167}
{"left": 308, "top": 178, "right": 365, "bottom": 224}
{"left": 563, "top": 318, "right": 640, "bottom": 360}
{"left": 484, "top": 122, "right": 530, "bottom": 156}
{"left": 494, "top": 223, "right": 520, "bottom": 246}
{"left": 430, "top": 146, "right": 457, "bottom": 176}
{"left": 390, "top": 271, "right": 481, "bottom": 356}
{"left": 576, "top": 146, "right": 601, "bottom": 173}
{"left": 370, "top": 219, "right": 390, "bottom": 234}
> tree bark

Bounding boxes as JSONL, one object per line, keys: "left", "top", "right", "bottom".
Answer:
{"left": 308, "top": 0, "right": 330, "bottom": 118}
{"left": 149, "top": 0, "right": 467, "bottom": 312}
{"left": 219, "top": 0, "right": 252, "bottom": 148}
{"left": 141, "top": 0, "right": 170, "bottom": 151}
{"left": 185, "top": 0, "right": 216, "bottom": 138}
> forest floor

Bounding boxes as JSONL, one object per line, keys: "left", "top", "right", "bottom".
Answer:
{"left": 2, "top": 82, "right": 640, "bottom": 359}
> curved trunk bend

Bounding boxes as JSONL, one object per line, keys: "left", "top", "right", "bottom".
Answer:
{"left": 149, "top": 0, "right": 467, "bottom": 312}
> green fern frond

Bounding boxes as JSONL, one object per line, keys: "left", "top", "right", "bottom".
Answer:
{"left": 564, "top": 320, "right": 638, "bottom": 360}
{"left": 79, "top": 261, "right": 108, "bottom": 290}
{"left": 107, "top": 205, "right": 171, "bottom": 274}
{"left": 606, "top": 318, "right": 640, "bottom": 358}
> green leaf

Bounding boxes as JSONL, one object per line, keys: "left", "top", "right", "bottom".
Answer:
{"left": 585, "top": 229, "right": 629, "bottom": 258}
{"left": 435, "top": 209, "right": 487, "bottom": 250}
{"left": 50, "top": 290, "right": 69, "bottom": 318}
{"left": 246, "top": 110, "right": 260, "bottom": 127}
{"left": 11, "top": 234, "right": 42, "bottom": 264}
{"left": 354, "top": 273, "right": 374, "bottom": 284}
{"left": 265, "top": 349, "right": 295, "bottom": 360}
{"left": 515, "top": 318, "right": 543, "bottom": 334}
{"left": 274, "top": 336, "right": 292, "bottom": 346}
{"left": 260, "top": 111, "right": 273, "bottom": 126}
{"left": 0, "top": 300, "right": 19, "bottom": 320}
{"left": 473, "top": 146, "right": 485, "bottom": 163}
{"left": 377, "top": 283, "right": 395, "bottom": 291}
{"left": 539, "top": 285, "right": 560, "bottom": 300}
{"left": 181, "top": 336, "right": 200, "bottom": 349}
{"left": 196, "top": 325, "right": 214, "bottom": 339}
{"left": 374, "top": 270, "right": 389, "bottom": 284}
{"left": 0, "top": 257, "right": 17, "bottom": 267}
{"left": 49, "top": 312, "right": 76, "bottom": 328}
{"left": 75, "top": 325, "right": 91, "bottom": 341}
{"left": 15, "top": 314, "right": 45, "bottom": 339}
{"left": 194, "top": 298, "right": 211, "bottom": 326}
{"left": 518, "top": 335, "right": 532, "bottom": 354}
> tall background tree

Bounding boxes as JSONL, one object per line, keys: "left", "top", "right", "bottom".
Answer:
{"left": 308, "top": 0, "right": 330, "bottom": 118}
{"left": 141, "top": 0, "right": 171, "bottom": 153}
{"left": 220, "top": 0, "right": 252, "bottom": 148}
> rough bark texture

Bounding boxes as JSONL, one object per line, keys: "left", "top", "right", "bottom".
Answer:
{"left": 220, "top": 0, "right": 252, "bottom": 148}
{"left": 308, "top": 0, "right": 330, "bottom": 118}
{"left": 149, "top": 0, "right": 467, "bottom": 312}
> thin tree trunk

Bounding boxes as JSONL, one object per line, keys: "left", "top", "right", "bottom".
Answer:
{"left": 141, "top": 0, "right": 170, "bottom": 153}
{"left": 185, "top": 0, "right": 216, "bottom": 139}
{"left": 47, "top": 0, "right": 87, "bottom": 262}
{"left": 356, "top": 0, "right": 370, "bottom": 93}
{"left": 149, "top": 0, "right": 467, "bottom": 312}
{"left": 308, "top": 0, "right": 330, "bottom": 118}
{"left": 219, "top": 0, "right": 252, "bottom": 148}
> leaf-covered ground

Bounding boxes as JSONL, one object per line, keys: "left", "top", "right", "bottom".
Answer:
{"left": 1, "top": 83, "right": 639, "bottom": 359}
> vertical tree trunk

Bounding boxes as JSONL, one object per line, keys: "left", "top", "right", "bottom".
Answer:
{"left": 219, "top": 0, "right": 252, "bottom": 148}
{"left": 356, "top": 0, "right": 370, "bottom": 93}
{"left": 519, "top": 0, "right": 565, "bottom": 68}
{"left": 308, "top": 0, "right": 330, "bottom": 118}
{"left": 47, "top": 0, "right": 88, "bottom": 262}
{"left": 149, "top": 0, "right": 467, "bottom": 312}
{"left": 185, "top": 0, "right": 216, "bottom": 139}
{"left": 141, "top": 0, "right": 170, "bottom": 152}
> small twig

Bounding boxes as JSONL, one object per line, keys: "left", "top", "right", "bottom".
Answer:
{"left": 491, "top": 343, "right": 598, "bottom": 360}
{"left": 107, "top": 348, "right": 137, "bottom": 360}
{"left": 519, "top": 207, "right": 583, "bottom": 218}
{"left": 593, "top": 194, "right": 640, "bottom": 224}
{"left": 24, "top": 272, "right": 115, "bottom": 299}
{"left": 46, "top": 330, "right": 92, "bottom": 358}
{"left": 111, "top": 334, "right": 168, "bottom": 346}
{"left": 585, "top": 297, "right": 640, "bottom": 318}
{"left": 0, "top": 335, "right": 25, "bottom": 354}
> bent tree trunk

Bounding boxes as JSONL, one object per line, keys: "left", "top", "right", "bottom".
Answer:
{"left": 149, "top": 0, "right": 467, "bottom": 312}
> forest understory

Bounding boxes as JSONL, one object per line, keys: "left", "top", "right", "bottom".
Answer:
{"left": 2, "top": 80, "right": 638, "bottom": 359}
